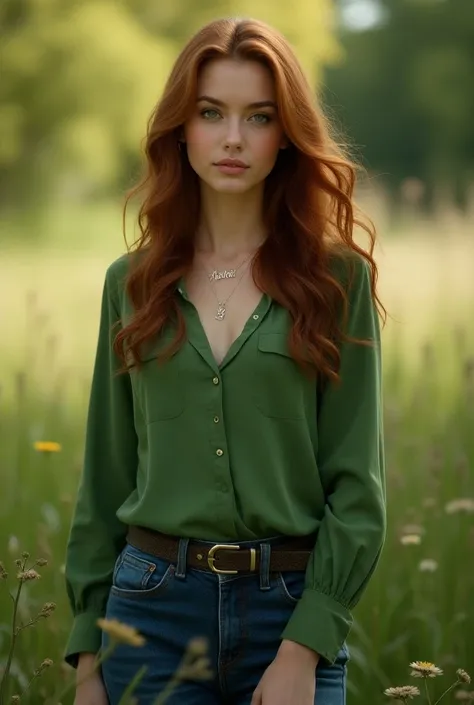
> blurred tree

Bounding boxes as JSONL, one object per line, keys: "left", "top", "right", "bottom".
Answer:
{"left": 324, "top": 0, "right": 474, "bottom": 206}
{"left": 0, "top": 0, "right": 176, "bottom": 210}
{"left": 0, "top": 0, "right": 339, "bottom": 215}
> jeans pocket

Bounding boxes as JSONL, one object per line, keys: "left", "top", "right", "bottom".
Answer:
{"left": 276, "top": 570, "right": 306, "bottom": 605}
{"left": 111, "top": 543, "right": 175, "bottom": 600}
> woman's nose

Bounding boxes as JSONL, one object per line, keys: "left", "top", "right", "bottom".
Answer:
{"left": 224, "top": 119, "right": 243, "bottom": 149}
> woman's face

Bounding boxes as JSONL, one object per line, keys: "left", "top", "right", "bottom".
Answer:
{"left": 183, "top": 58, "right": 288, "bottom": 195}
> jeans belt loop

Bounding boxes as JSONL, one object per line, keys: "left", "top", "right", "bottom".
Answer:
{"left": 259, "top": 543, "right": 271, "bottom": 590}
{"left": 176, "top": 537, "right": 189, "bottom": 579}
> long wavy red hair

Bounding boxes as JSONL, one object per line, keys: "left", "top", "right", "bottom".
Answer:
{"left": 114, "top": 16, "right": 386, "bottom": 384}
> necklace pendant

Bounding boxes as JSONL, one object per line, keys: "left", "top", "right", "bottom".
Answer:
{"left": 209, "top": 269, "right": 236, "bottom": 282}
{"left": 215, "top": 302, "right": 226, "bottom": 320}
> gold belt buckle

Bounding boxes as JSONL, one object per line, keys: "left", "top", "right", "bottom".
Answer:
{"left": 207, "top": 544, "right": 257, "bottom": 575}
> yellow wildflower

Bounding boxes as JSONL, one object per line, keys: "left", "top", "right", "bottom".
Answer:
{"left": 97, "top": 618, "right": 145, "bottom": 647}
{"left": 176, "top": 638, "right": 213, "bottom": 681}
{"left": 384, "top": 685, "right": 420, "bottom": 699}
{"left": 177, "top": 656, "right": 213, "bottom": 682}
{"left": 186, "top": 637, "right": 209, "bottom": 658}
{"left": 34, "top": 441, "right": 61, "bottom": 453}
{"left": 409, "top": 661, "right": 443, "bottom": 678}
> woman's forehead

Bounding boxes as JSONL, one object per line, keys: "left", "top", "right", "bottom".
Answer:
{"left": 197, "top": 58, "right": 276, "bottom": 104}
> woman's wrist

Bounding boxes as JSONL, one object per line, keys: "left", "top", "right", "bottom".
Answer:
{"left": 77, "top": 652, "right": 97, "bottom": 677}
{"left": 277, "top": 639, "right": 320, "bottom": 666}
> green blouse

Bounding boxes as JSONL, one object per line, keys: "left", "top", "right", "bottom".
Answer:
{"left": 64, "top": 250, "right": 386, "bottom": 668}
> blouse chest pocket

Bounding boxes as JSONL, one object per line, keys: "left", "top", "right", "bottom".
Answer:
{"left": 253, "top": 333, "right": 307, "bottom": 419}
{"left": 132, "top": 338, "right": 185, "bottom": 423}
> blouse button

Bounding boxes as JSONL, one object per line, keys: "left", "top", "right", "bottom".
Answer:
{"left": 253, "top": 314, "right": 259, "bottom": 320}
{"left": 212, "top": 376, "right": 220, "bottom": 385}
{"left": 216, "top": 449, "right": 224, "bottom": 457}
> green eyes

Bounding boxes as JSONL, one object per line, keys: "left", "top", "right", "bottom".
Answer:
{"left": 200, "top": 109, "right": 220, "bottom": 120}
{"left": 200, "top": 109, "right": 272, "bottom": 124}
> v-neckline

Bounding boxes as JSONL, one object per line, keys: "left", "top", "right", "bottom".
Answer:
{"left": 214, "top": 293, "right": 267, "bottom": 369}
{"left": 176, "top": 277, "right": 270, "bottom": 371}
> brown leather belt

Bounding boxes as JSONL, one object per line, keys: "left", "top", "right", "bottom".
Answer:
{"left": 127, "top": 525, "right": 315, "bottom": 575}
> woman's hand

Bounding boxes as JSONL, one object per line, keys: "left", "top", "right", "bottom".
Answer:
{"left": 251, "top": 640, "right": 319, "bottom": 705}
{"left": 74, "top": 673, "right": 108, "bottom": 705}
{"left": 73, "top": 653, "right": 108, "bottom": 705}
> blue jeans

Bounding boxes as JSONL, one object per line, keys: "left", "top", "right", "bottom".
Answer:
{"left": 101, "top": 536, "right": 349, "bottom": 704}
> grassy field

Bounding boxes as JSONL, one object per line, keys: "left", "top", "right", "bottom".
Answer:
{"left": 1, "top": 203, "right": 474, "bottom": 704}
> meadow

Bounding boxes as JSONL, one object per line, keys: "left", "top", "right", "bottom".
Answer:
{"left": 1, "top": 200, "right": 473, "bottom": 704}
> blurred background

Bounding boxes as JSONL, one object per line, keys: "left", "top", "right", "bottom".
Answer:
{"left": 1, "top": 1, "right": 473, "bottom": 703}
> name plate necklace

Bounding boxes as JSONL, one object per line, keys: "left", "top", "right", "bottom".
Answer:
{"left": 207, "top": 252, "right": 252, "bottom": 282}
{"left": 205, "top": 255, "right": 253, "bottom": 321}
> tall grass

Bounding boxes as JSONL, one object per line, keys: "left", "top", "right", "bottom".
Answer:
{"left": 1, "top": 201, "right": 474, "bottom": 703}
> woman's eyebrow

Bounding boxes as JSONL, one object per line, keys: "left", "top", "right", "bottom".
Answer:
{"left": 196, "top": 95, "right": 277, "bottom": 109}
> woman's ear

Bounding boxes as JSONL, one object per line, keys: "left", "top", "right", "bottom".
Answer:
{"left": 280, "top": 135, "right": 290, "bottom": 149}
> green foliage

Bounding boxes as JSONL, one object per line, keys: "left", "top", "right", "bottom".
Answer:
{"left": 324, "top": 0, "right": 474, "bottom": 201}
{"left": 0, "top": 0, "right": 177, "bottom": 208}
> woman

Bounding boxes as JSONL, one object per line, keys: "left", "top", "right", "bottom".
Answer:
{"left": 65, "top": 16, "right": 387, "bottom": 705}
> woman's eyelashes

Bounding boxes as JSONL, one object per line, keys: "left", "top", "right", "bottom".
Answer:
{"left": 199, "top": 108, "right": 273, "bottom": 124}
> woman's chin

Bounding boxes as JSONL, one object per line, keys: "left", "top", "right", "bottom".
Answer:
{"left": 205, "top": 176, "right": 255, "bottom": 195}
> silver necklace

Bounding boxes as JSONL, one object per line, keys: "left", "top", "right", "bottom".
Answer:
{"left": 207, "top": 252, "right": 253, "bottom": 282}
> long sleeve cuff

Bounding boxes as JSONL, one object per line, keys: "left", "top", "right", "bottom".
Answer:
{"left": 281, "top": 588, "right": 352, "bottom": 665}
{"left": 64, "top": 612, "right": 104, "bottom": 669}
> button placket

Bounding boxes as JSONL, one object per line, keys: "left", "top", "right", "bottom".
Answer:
{"left": 209, "top": 370, "right": 230, "bottom": 500}
{"left": 211, "top": 374, "right": 225, "bottom": 457}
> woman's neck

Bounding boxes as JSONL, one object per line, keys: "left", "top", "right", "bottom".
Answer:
{"left": 195, "top": 185, "right": 267, "bottom": 258}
